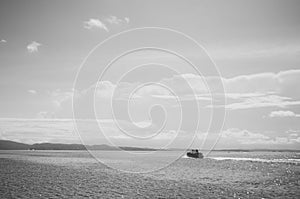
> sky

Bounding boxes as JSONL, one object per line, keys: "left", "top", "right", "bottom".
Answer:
{"left": 0, "top": 0, "right": 300, "bottom": 150}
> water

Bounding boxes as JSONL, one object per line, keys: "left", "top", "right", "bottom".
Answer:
{"left": 1, "top": 150, "right": 299, "bottom": 198}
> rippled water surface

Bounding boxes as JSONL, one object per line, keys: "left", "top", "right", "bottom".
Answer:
{"left": 1, "top": 150, "right": 299, "bottom": 198}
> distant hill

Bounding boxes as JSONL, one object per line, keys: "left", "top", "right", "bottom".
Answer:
{"left": 0, "top": 140, "right": 159, "bottom": 151}
{"left": 31, "top": 143, "right": 86, "bottom": 150}
{"left": 1, "top": 140, "right": 298, "bottom": 152}
{"left": 0, "top": 140, "right": 30, "bottom": 150}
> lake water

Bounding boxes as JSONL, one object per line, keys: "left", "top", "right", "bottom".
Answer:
{"left": 0, "top": 150, "right": 299, "bottom": 198}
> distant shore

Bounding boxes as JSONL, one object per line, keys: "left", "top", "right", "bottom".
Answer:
{"left": 0, "top": 140, "right": 299, "bottom": 152}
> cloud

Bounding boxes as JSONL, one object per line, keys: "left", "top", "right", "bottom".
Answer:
{"left": 95, "top": 81, "right": 116, "bottom": 98}
{"left": 161, "top": 70, "right": 300, "bottom": 110}
{"left": 31, "top": 89, "right": 74, "bottom": 119}
{"left": 1, "top": 117, "right": 299, "bottom": 149}
{"left": 27, "top": 41, "right": 41, "bottom": 53}
{"left": 41, "top": 69, "right": 300, "bottom": 131}
{"left": 105, "top": 16, "right": 130, "bottom": 25}
{"left": 161, "top": 74, "right": 209, "bottom": 96}
{"left": 170, "top": 69, "right": 300, "bottom": 99}
{"left": 219, "top": 128, "right": 300, "bottom": 148}
{"left": 220, "top": 70, "right": 300, "bottom": 102}
{"left": 36, "top": 111, "right": 56, "bottom": 119}
{"left": 40, "top": 69, "right": 300, "bottom": 147}
{"left": 124, "top": 17, "right": 130, "bottom": 23}
{"left": 0, "top": 39, "right": 7, "bottom": 43}
{"left": 269, "top": 110, "right": 300, "bottom": 118}
{"left": 49, "top": 89, "right": 73, "bottom": 110}
{"left": 105, "top": 16, "right": 123, "bottom": 25}
{"left": 52, "top": 69, "right": 300, "bottom": 120}
{"left": 220, "top": 70, "right": 300, "bottom": 110}
{"left": 28, "top": 89, "right": 37, "bottom": 94}
{"left": 84, "top": 16, "right": 129, "bottom": 32}
{"left": 225, "top": 95, "right": 300, "bottom": 110}
{"left": 83, "top": 18, "right": 108, "bottom": 31}
{"left": 0, "top": 118, "right": 77, "bottom": 144}
{"left": 222, "top": 128, "right": 269, "bottom": 142}
{"left": 0, "top": 118, "right": 183, "bottom": 147}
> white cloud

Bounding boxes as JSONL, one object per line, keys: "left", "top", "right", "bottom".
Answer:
{"left": 0, "top": 39, "right": 7, "bottom": 43}
{"left": 285, "top": 129, "right": 300, "bottom": 135}
{"left": 269, "top": 110, "right": 300, "bottom": 118}
{"left": 134, "top": 84, "right": 172, "bottom": 97}
{"left": 0, "top": 118, "right": 77, "bottom": 144}
{"left": 223, "top": 70, "right": 300, "bottom": 99}
{"left": 124, "top": 17, "right": 130, "bottom": 23}
{"left": 95, "top": 81, "right": 116, "bottom": 98}
{"left": 84, "top": 16, "right": 129, "bottom": 32}
{"left": 166, "top": 70, "right": 300, "bottom": 100}
{"left": 246, "top": 137, "right": 300, "bottom": 145}
{"left": 53, "top": 69, "right": 300, "bottom": 120}
{"left": 222, "top": 128, "right": 269, "bottom": 141}
{"left": 27, "top": 41, "right": 41, "bottom": 53}
{"left": 220, "top": 70, "right": 300, "bottom": 109}
{"left": 225, "top": 95, "right": 300, "bottom": 110}
{"left": 36, "top": 111, "right": 56, "bottom": 119}
{"left": 83, "top": 18, "right": 108, "bottom": 31}
{"left": 220, "top": 128, "right": 300, "bottom": 146}
{"left": 1, "top": 117, "right": 299, "bottom": 148}
{"left": 28, "top": 89, "right": 37, "bottom": 94}
{"left": 105, "top": 16, "right": 123, "bottom": 25}
{"left": 0, "top": 118, "right": 181, "bottom": 147}
{"left": 160, "top": 70, "right": 300, "bottom": 110}
{"left": 49, "top": 89, "right": 73, "bottom": 110}
{"left": 105, "top": 16, "right": 130, "bottom": 25}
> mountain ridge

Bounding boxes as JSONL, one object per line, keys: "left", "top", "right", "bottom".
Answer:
{"left": 0, "top": 140, "right": 299, "bottom": 152}
{"left": 0, "top": 140, "right": 159, "bottom": 151}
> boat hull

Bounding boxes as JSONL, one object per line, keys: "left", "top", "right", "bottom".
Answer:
{"left": 187, "top": 152, "right": 204, "bottom": 159}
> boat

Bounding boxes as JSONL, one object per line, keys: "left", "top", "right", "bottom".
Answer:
{"left": 187, "top": 149, "right": 204, "bottom": 158}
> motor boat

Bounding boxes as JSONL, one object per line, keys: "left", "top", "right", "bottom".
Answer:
{"left": 187, "top": 149, "right": 204, "bottom": 158}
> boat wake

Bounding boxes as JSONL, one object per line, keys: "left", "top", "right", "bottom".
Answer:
{"left": 181, "top": 154, "right": 189, "bottom": 159}
{"left": 207, "top": 157, "right": 300, "bottom": 164}
{"left": 181, "top": 154, "right": 206, "bottom": 159}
